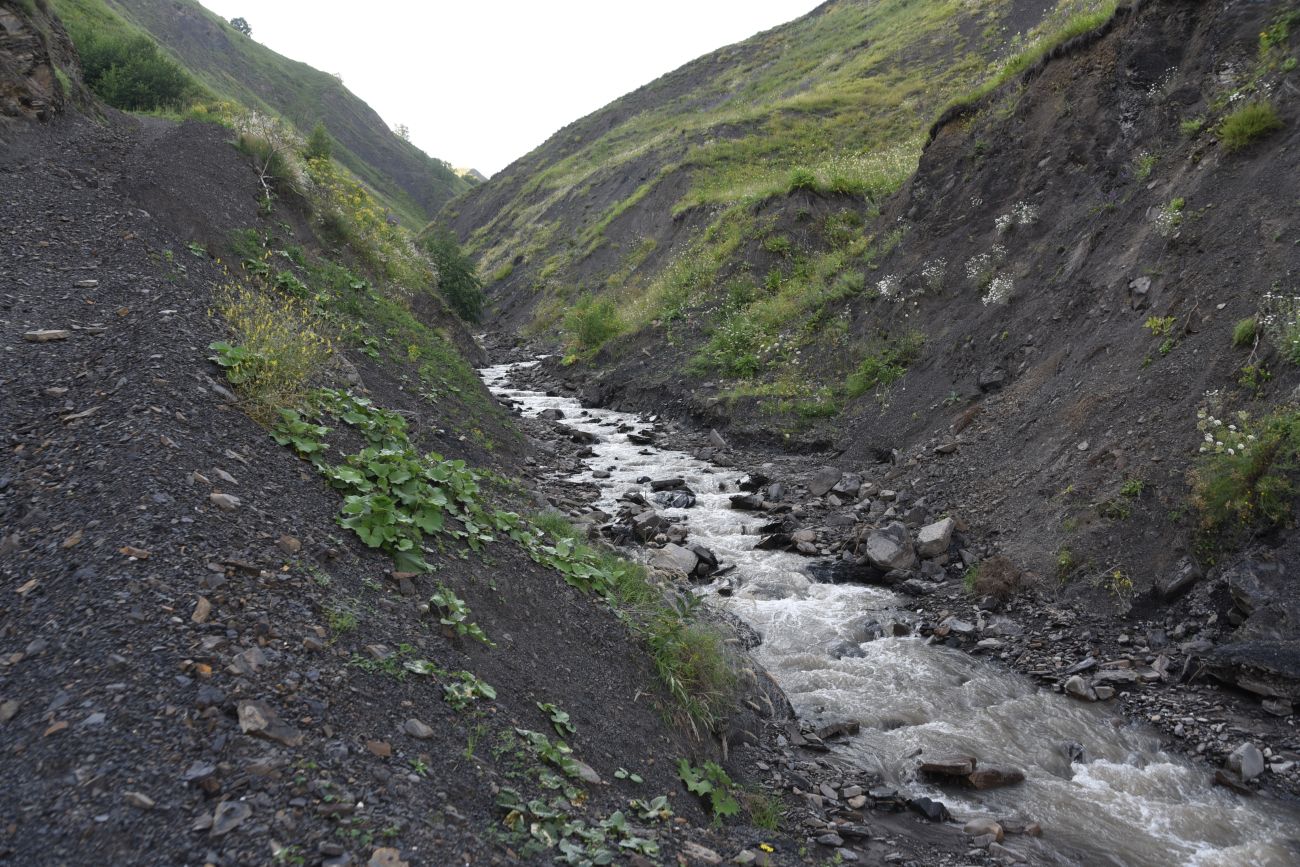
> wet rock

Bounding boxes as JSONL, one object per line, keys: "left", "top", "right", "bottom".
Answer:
{"left": 1228, "top": 743, "right": 1264, "bottom": 782}
{"left": 631, "top": 511, "right": 669, "bottom": 541}
{"left": 729, "top": 493, "right": 766, "bottom": 511}
{"left": 1064, "top": 675, "right": 1095, "bottom": 700}
{"left": 653, "top": 490, "right": 696, "bottom": 509}
{"left": 919, "top": 756, "right": 976, "bottom": 777}
{"left": 908, "top": 796, "right": 950, "bottom": 822}
{"left": 537, "top": 408, "right": 565, "bottom": 421}
{"left": 808, "top": 466, "right": 844, "bottom": 497}
{"left": 863, "top": 522, "right": 916, "bottom": 571}
{"left": 815, "top": 720, "right": 860, "bottom": 741}
{"left": 916, "top": 518, "right": 955, "bottom": 558}
{"left": 967, "top": 766, "right": 1025, "bottom": 790}
{"left": 964, "top": 818, "right": 1004, "bottom": 841}
{"left": 651, "top": 543, "right": 698, "bottom": 576}
{"left": 1213, "top": 769, "right": 1253, "bottom": 795}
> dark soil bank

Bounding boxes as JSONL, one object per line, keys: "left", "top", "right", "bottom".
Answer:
{"left": 0, "top": 89, "right": 980, "bottom": 867}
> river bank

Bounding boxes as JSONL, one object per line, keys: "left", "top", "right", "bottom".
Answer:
{"left": 482, "top": 342, "right": 1300, "bottom": 866}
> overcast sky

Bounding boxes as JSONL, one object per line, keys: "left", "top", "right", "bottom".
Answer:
{"left": 195, "top": 1, "right": 822, "bottom": 176}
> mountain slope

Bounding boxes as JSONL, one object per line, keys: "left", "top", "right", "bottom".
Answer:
{"left": 52, "top": 0, "right": 469, "bottom": 225}
{"left": 445, "top": 0, "right": 1105, "bottom": 333}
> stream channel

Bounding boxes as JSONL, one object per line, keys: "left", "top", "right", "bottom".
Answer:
{"left": 481, "top": 360, "right": 1300, "bottom": 867}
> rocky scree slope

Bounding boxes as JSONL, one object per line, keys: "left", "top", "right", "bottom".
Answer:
{"left": 0, "top": 39, "right": 872, "bottom": 867}
{"left": 480, "top": 0, "right": 1300, "bottom": 778}
{"left": 54, "top": 0, "right": 470, "bottom": 226}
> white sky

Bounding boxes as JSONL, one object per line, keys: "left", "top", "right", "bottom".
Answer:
{"left": 195, "top": 1, "right": 823, "bottom": 176}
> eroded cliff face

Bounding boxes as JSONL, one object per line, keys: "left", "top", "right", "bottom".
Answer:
{"left": 0, "top": 1, "right": 83, "bottom": 127}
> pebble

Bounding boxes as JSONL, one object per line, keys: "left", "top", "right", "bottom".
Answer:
{"left": 403, "top": 718, "right": 435, "bottom": 739}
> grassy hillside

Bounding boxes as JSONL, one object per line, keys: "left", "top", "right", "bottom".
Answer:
{"left": 446, "top": 0, "right": 1114, "bottom": 337}
{"left": 51, "top": 0, "right": 469, "bottom": 225}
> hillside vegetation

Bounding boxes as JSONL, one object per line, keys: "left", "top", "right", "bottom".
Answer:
{"left": 51, "top": 0, "right": 469, "bottom": 225}
{"left": 446, "top": 0, "right": 1115, "bottom": 339}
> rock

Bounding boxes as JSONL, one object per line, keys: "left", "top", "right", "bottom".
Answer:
{"left": 1093, "top": 685, "right": 1115, "bottom": 700}
{"left": 237, "top": 700, "right": 303, "bottom": 747}
{"left": 570, "top": 759, "right": 602, "bottom": 785}
{"left": 831, "top": 473, "right": 863, "bottom": 496}
{"left": 631, "top": 510, "right": 669, "bottom": 541}
{"left": 651, "top": 543, "right": 698, "bottom": 575}
{"left": 192, "top": 596, "right": 212, "bottom": 624}
{"left": 816, "top": 833, "right": 844, "bottom": 847}
{"left": 653, "top": 490, "right": 696, "bottom": 509}
{"left": 277, "top": 535, "right": 302, "bottom": 555}
{"left": 366, "top": 740, "right": 392, "bottom": 758}
{"left": 863, "top": 522, "right": 916, "bottom": 571}
{"left": 1064, "top": 675, "right": 1095, "bottom": 700}
{"left": 919, "top": 756, "right": 976, "bottom": 777}
{"left": 907, "top": 796, "right": 950, "bottom": 822}
{"left": 123, "top": 791, "right": 155, "bottom": 810}
{"left": 23, "top": 329, "right": 72, "bottom": 342}
{"left": 916, "top": 518, "right": 955, "bottom": 558}
{"left": 1262, "top": 697, "right": 1293, "bottom": 716}
{"left": 729, "top": 493, "right": 766, "bottom": 511}
{"left": 403, "top": 718, "right": 434, "bottom": 739}
{"left": 537, "top": 408, "right": 565, "bottom": 421}
{"left": 978, "top": 366, "right": 1007, "bottom": 391}
{"left": 708, "top": 429, "right": 728, "bottom": 450}
{"left": 650, "top": 478, "right": 688, "bottom": 491}
{"left": 1228, "top": 742, "right": 1264, "bottom": 782}
{"left": 367, "top": 848, "right": 409, "bottom": 867}
{"left": 1206, "top": 640, "right": 1300, "bottom": 702}
{"left": 210, "top": 800, "right": 251, "bottom": 836}
{"left": 1158, "top": 558, "right": 1202, "bottom": 600}
{"left": 1213, "top": 769, "right": 1253, "bottom": 795}
{"left": 816, "top": 720, "right": 860, "bottom": 740}
{"left": 0, "top": 700, "right": 19, "bottom": 723}
{"left": 964, "top": 818, "right": 1004, "bottom": 841}
{"left": 808, "top": 466, "right": 843, "bottom": 497}
{"left": 967, "top": 766, "right": 1025, "bottom": 790}
{"left": 209, "top": 492, "right": 241, "bottom": 512}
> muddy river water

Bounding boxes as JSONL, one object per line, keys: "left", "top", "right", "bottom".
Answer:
{"left": 481, "top": 360, "right": 1300, "bottom": 867}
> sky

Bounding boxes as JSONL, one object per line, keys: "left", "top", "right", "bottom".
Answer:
{"left": 196, "top": 1, "right": 823, "bottom": 177}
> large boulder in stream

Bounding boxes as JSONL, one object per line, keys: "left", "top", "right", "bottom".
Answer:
{"left": 863, "top": 522, "right": 917, "bottom": 572}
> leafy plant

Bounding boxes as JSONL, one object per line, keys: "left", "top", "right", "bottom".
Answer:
{"left": 562, "top": 296, "right": 624, "bottom": 359}
{"left": 430, "top": 584, "right": 494, "bottom": 646}
{"left": 1144, "top": 315, "right": 1176, "bottom": 337}
{"left": 677, "top": 759, "right": 740, "bottom": 820}
{"left": 537, "top": 702, "right": 576, "bottom": 737}
{"left": 613, "top": 768, "right": 644, "bottom": 784}
{"left": 210, "top": 282, "right": 334, "bottom": 421}
{"left": 271, "top": 409, "right": 331, "bottom": 457}
{"left": 421, "top": 223, "right": 485, "bottom": 322}
{"left": 444, "top": 671, "right": 497, "bottom": 711}
{"left": 1219, "top": 102, "right": 1284, "bottom": 153}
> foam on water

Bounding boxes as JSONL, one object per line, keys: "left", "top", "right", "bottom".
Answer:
{"left": 481, "top": 361, "right": 1300, "bottom": 866}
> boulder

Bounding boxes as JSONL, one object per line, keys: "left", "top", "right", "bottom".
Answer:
{"left": 916, "top": 517, "right": 955, "bottom": 558}
{"left": 863, "top": 522, "right": 916, "bottom": 571}
{"left": 1228, "top": 742, "right": 1265, "bottom": 782}
{"left": 919, "top": 756, "right": 975, "bottom": 777}
{"left": 831, "top": 473, "right": 863, "bottom": 496}
{"left": 631, "top": 510, "right": 668, "bottom": 542}
{"left": 652, "top": 490, "right": 696, "bottom": 509}
{"left": 967, "top": 766, "right": 1025, "bottom": 790}
{"left": 808, "top": 466, "right": 844, "bottom": 497}
{"left": 651, "top": 543, "right": 698, "bottom": 576}
{"left": 729, "top": 493, "right": 766, "bottom": 511}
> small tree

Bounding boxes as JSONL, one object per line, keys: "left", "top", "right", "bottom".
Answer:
{"left": 304, "top": 122, "right": 332, "bottom": 161}
{"left": 422, "top": 225, "right": 483, "bottom": 322}
{"left": 394, "top": 123, "right": 410, "bottom": 141}
{"left": 230, "top": 17, "right": 251, "bottom": 37}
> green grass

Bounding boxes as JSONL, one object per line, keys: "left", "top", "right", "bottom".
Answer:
{"left": 1233, "top": 317, "right": 1258, "bottom": 348}
{"left": 1218, "top": 101, "right": 1284, "bottom": 153}
{"left": 846, "top": 330, "right": 925, "bottom": 397}
{"left": 463, "top": 0, "right": 1112, "bottom": 340}
{"left": 1192, "top": 408, "right": 1300, "bottom": 540}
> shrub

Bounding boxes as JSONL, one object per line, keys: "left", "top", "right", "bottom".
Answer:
{"left": 1233, "top": 316, "right": 1258, "bottom": 348}
{"left": 1219, "top": 102, "right": 1284, "bottom": 153}
{"left": 563, "top": 296, "right": 623, "bottom": 357}
{"left": 701, "top": 315, "right": 763, "bottom": 378}
{"left": 787, "top": 167, "right": 818, "bottom": 193}
{"left": 210, "top": 282, "right": 334, "bottom": 419}
{"left": 1192, "top": 407, "right": 1300, "bottom": 537}
{"left": 303, "top": 122, "right": 333, "bottom": 161}
{"left": 421, "top": 224, "right": 484, "bottom": 322}
{"left": 964, "top": 555, "right": 1024, "bottom": 598}
{"left": 846, "top": 330, "right": 924, "bottom": 397}
{"left": 71, "top": 27, "right": 197, "bottom": 111}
